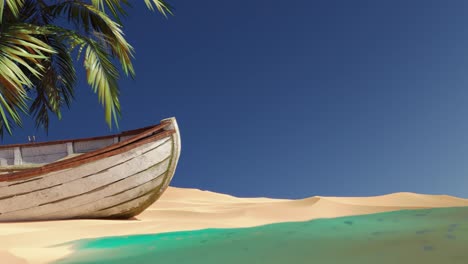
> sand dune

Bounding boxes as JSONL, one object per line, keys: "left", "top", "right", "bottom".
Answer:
{"left": 1, "top": 186, "right": 468, "bottom": 264}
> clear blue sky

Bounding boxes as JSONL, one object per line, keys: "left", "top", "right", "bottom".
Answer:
{"left": 5, "top": 0, "right": 468, "bottom": 198}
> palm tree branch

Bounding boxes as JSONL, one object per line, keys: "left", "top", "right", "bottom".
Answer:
{"left": 29, "top": 34, "right": 76, "bottom": 132}
{"left": 0, "top": 0, "right": 25, "bottom": 22}
{"left": 44, "top": 26, "right": 120, "bottom": 128}
{"left": 144, "top": 0, "right": 173, "bottom": 17}
{"left": 0, "top": 83, "right": 24, "bottom": 135}
{"left": 91, "top": 0, "right": 130, "bottom": 23}
{"left": 47, "top": 1, "right": 135, "bottom": 77}
{"left": 83, "top": 39, "right": 120, "bottom": 128}
{"left": 0, "top": 22, "right": 54, "bottom": 134}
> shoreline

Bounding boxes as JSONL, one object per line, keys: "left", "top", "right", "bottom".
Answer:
{"left": 2, "top": 187, "right": 468, "bottom": 263}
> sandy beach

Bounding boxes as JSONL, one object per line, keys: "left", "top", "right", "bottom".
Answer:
{"left": 1, "top": 186, "right": 468, "bottom": 264}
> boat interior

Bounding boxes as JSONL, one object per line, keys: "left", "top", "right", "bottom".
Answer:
{"left": 0, "top": 126, "right": 151, "bottom": 173}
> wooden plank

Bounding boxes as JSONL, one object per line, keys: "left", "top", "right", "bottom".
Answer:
{"left": 13, "top": 147, "right": 22, "bottom": 165}
{"left": 0, "top": 164, "right": 42, "bottom": 172}
{"left": 37, "top": 176, "right": 164, "bottom": 220}
{"left": 66, "top": 143, "right": 74, "bottom": 155}
{"left": 21, "top": 144, "right": 68, "bottom": 164}
{"left": 93, "top": 190, "right": 158, "bottom": 218}
{"left": 0, "top": 128, "right": 174, "bottom": 182}
{"left": 0, "top": 123, "right": 164, "bottom": 150}
{"left": 74, "top": 138, "right": 113, "bottom": 153}
{"left": 0, "top": 117, "right": 181, "bottom": 221}
{"left": 1, "top": 159, "right": 170, "bottom": 221}
{"left": 0, "top": 137, "right": 170, "bottom": 191}
{"left": 0, "top": 139, "right": 172, "bottom": 214}
{"left": 158, "top": 117, "right": 182, "bottom": 196}
{"left": 0, "top": 149, "right": 14, "bottom": 166}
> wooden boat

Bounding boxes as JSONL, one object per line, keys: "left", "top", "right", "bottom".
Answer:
{"left": 0, "top": 117, "right": 181, "bottom": 221}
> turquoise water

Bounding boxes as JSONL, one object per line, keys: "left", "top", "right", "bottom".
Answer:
{"left": 54, "top": 206, "right": 468, "bottom": 264}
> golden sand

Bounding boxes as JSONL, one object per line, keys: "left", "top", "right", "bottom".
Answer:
{"left": 2, "top": 187, "right": 468, "bottom": 264}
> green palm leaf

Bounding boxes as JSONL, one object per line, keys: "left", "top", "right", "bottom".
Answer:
{"left": 144, "top": 0, "right": 173, "bottom": 17}
{"left": 91, "top": 0, "right": 130, "bottom": 22}
{"left": 0, "top": 0, "right": 174, "bottom": 136}
{"left": 0, "top": 0, "right": 24, "bottom": 22}
{"left": 0, "top": 23, "right": 54, "bottom": 134}
{"left": 30, "top": 34, "right": 76, "bottom": 132}
{"left": 83, "top": 39, "right": 120, "bottom": 129}
{"left": 45, "top": 26, "right": 120, "bottom": 128}
{"left": 48, "top": 1, "right": 135, "bottom": 77}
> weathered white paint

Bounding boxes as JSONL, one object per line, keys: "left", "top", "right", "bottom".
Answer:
{"left": 13, "top": 147, "right": 22, "bottom": 165}
{"left": 159, "top": 117, "right": 182, "bottom": 193}
{"left": 92, "top": 190, "right": 158, "bottom": 218}
{"left": 119, "top": 135, "right": 133, "bottom": 142}
{"left": 0, "top": 140, "right": 172, "bottom": 213}
{"left": 0, "top": 117, "right": 181, "bottom": 221}
{"left": 2, "top": 159, "right": 170, "bottom": 221}
{"left": 74, "top": 138, "right": 114, "bottom": 153}
{"left": 66, "top": 142, "right": 74, "bottom": 155}
{"left": 0, "top": 149, "right": 14, "bottom": 166}
{"left": 21, "top": 144, "right": 68, "bottom": 164}
{"left": 0, "top": 137, "right": 169, "bottom": 192}
{"left": 38, "top": 172, "right": 167, "bottom": 220}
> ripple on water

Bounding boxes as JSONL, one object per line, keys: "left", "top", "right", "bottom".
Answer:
{"left": 54, "top": 206, "right": 468, "bottom": 264}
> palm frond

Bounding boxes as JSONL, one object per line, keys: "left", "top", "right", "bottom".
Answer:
{"left": 45, "top": 26, "right": 120, "bottom": 128}
{"left": 0, "top": 0, "right": 174, "bottom": 136}
{"left": 83, "top": 39, "right": 120, "bottom": 129}
{"left": 0, "top": 23, "right": 55, "bottom": 134}
{"left": 0, "top": 82, "right": 24, "bottom": 135}
{"left": 29, "top": 66, "right": 65, "bottom": 132}
{"left": 0, "top": 24, "right": 55, "bottom": 91}
{"left": 91, "top": 0, "right": 130, "bottom": 22}
{"left": 144, "top": 0, "right": 173, "bottom": 17}
{"left": 29, "top": 34, "right": 76, "bottom": 132}
{"left": 18, "top": 0, "right": 51, "bottom": 25}
{"left": 0, "top": 0, "right": 25, "bottom": 22}
{"left": 48, "top": 1, "right": 135, "bottom": 77}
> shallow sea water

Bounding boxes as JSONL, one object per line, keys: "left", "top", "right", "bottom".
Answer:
{"left": 54, "top": 206, "right": 468, "bottom": 264}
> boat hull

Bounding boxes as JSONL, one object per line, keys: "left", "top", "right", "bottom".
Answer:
{"left": 0, "top": 117, "right": 181, "bottom": 221}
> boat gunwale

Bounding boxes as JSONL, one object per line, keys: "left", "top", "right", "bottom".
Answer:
{"left": 0, "top": 120, "right": 176, "bottom": 182}
{"left": 0, "top": 124, "right": 159, "bottom": 150}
